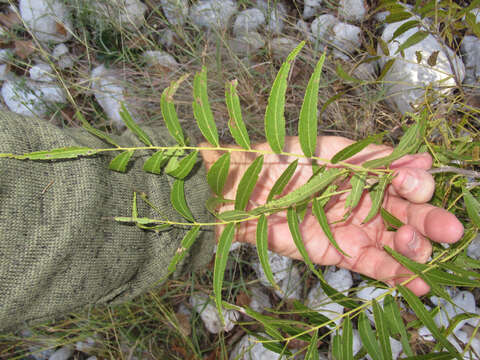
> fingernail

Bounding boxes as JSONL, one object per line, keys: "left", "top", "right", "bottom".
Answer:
{"left": 401, "top": 172, "right": 418, "bottom": 193}
{"left": 408, "top": 231, "right": 419, "bottom": 251}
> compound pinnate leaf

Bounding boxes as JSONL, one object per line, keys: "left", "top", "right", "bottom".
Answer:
{"left": 143, "top": 150, "right": 168, "bottom": 174}
{"left": 299, "top": 52, "right": 326, "bottom": 157}
{"left": 167, "top": 226, "right": 200, "bottom": 273}
{"left": 372, "top": 300, "right": 392, "bottom": 360}
{"left": 207, "top": 152, "right": 230, "bottom": 196}
{"left": 161, "top": 74, "right": 189, "bottom": 145}
{"left": 119, "top": 103, "right": 153, "bottom": 147}
{"left": 265, "top": 41, "right": 305, "bottom": 153}
{"left": 358, "top": 312, "right": 383, "bottom": 360}
{"left": 213, "top": 223, "right": 235, "bottom": 325}
{"left": 166, "top": 151, "right": 198, "bottom": 179}
{"left": 397, "top": 286, "right": 462, "bottom": 360}
{"left": 266, "top": 159, "right": 298, "bottom": 202}
{"left": 235, "top": 155, "right": 264, "bottom": 211}
{"left": 193, "top": 66, "right": 219, "bottom": 147}
{"left": 363, "top": 175, "right": 391, "bottom": 223}
{"left": 109, "top": 150, "right": 134, "bottom": 172}
{"left": 312, "top": 198, "right": 350, "bottom": 257}
{"left": 171, "top": 179, "right": 195, "bottom": 222}
{"left": 225, "top": 79, "right": 250, "bottom": 149}
{"left": 256, "top": 214, "right": 279, "bottom": 290}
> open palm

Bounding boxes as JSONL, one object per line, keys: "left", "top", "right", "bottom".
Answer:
{"left": 201, "top": 136, "right": 464, "bottom": 296}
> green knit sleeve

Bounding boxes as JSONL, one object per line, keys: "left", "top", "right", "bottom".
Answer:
{"left": 0, "top": 111, "right": 215, "bottom": 332}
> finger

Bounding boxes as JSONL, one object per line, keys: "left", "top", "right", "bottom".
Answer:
{"left": 384, "top": 197, "right": 464, "bottom": 244}
{"left": 390, "top": 153, "right": 433, "bottom": 170}
{"left": 389, "top": 167, "right": 435, "bottom": 203}
{"left": 378, "top": 225, "right": 432, "bottom": 263}
{"left": 331, "top": 226, "right": 431, "bottom": 295}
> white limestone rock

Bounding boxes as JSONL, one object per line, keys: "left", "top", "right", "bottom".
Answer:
{"left": 461, "top": 35, "right": 480, "bottom": 85}
{"left": 189, "top": 294, "right": 239, "bottom": 333}
{"left": 310, "top": 14, "right": 339, "bottom": 44}
{"left": 159, "top": 29, "right": 176, "bottom": 47}
{"left": 378, "top": 19, "right": 465, "bottom": 114}
{"left": 229, "top": 334, "right": 287, "bottom": 360}
{"left": 52, "top": 42, "right": 74, "bottom": 69}
{"left": 0, "top": 64, "right": 9, "bottom": 81}
{"left": 338, "top": 0, "right": 367, "bottom": 22}
{"left": 270, "top": 37, "right": 299, "bottom": 61}
{"left": 29, "top": 62, "right": 54, "bottom": 82}
{"left": 295, "top": 19, "right": 310, "bottom": 37}
{"left": 52, "top": 43, "right": 69, "bottom": 58}
{"left": 256, "top": 0, "right": 286, "bottom": 34}
{"left": 160, "top": 0, "right": 188, "bottom": 26}
{"left": 75, "top": 337, "right": 98, "bottom": 354}
{"left": 306, "top": 267, "right": 353, "bottom": 326}
{"left": 142, "top": 50, "right": 179, "bottom": 69}
{"left": 303, "top": 0, "right": 323, "bottom": 19}
{"left": 356, "top": 281, "right": 393, "bottom": 324}
{"left": 1, "top": 79, "right": 66, "bottom": 117}
{"left": 353, "top": 61, "right": 378, "bottom": 81}
{"left": 49, "top": 346, "right": 74, "bottom": 360}
{"left": 190, "top": 0, "right": 237, "bottom": 30}
{"left": 233, "top": 8, "right": 265, "bottom": 36}
{"left": 229, "top": 31, "right": 265, "bottom": 56}
{"left": 19, "top": 0, "right": 72, "bottom": 43}
{"left": 252, "top": 250, "right": 302, "bottom": 300}
{"left": 94, "top": 0, "right": 148, "bottom": 30}
{"left": 57, "top": 55, "right": 74, "bottom": 69}
{"left": 433, "top": 291, "right": 476, "bottom": 334}
{"left": 467, "top": 234, "right": 480, "bottom": 261}
{"left": 331, "top": 22, "right": 361, "bottom": 60}
{"left": 249, "top": 285, "right": 272, "bottom": 314}
{"left": 91, "top": 64, "right": 136, "bottom": 126}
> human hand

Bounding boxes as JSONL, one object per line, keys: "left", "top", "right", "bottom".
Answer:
{"left": 200, "top": 136, "right": 464, "bottom": 296}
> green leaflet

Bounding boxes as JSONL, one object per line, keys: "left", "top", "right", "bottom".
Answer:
{"left": 216, "top": 210, "right": 250, "bottom": 221}
{"left": 119, "top": 103, "right": 153, "bottom": 147}
{"left": 403, "top": 353, "right": 458, "bottom": 360}
{"left": 342, "top": 316, "right": 354, "bottom": 360}
{"left": 332, "top": 332, "right": 342, "bottom": 360}
{"left": 225, "top": 79, "right": 250, "bottom": 149}
{"left": 363, "top": 175, "right": 392, "bottom": 223}
{"left": 331, "top": 133, "right": 385, "bottom": 164}
{"left": 266, "top": 159, "right": 298, "bottom": 202}
{"left": 305, "top": 329, "right": 319, "bottom": 360}
{"left": 463, "top": 188, "right": 480, "bottom": 227}
{"left": 312, "top": 198, "right": 350, "bottom": 257}
{"left": 397, "top": 286, "right": 461, "bottom": 360}
{"left": 372, "top": 300, "right": 392, "bottom": 360}
{"left": 385, "top": 11, "right": 412, "bottom": 23}
{"left": 16, "top": 146, "right": 98, "bottom": 160}
{"left": 392, "top": 20, "right": 420, "bottom": 41}
{"left": 161, "top": 74, "right": 189, "bottom": 145}
{"left": 383, "top": 295, "right": 414, "bottom": 356}
{"left": 252, "top": 168, "right": 346, "bottom": 215}
{"left": 384, "top": 246, "right": 480, "bottom": 288}
{"left": 345, "top": 172, "right": 366, "bottom": 211}
{"left": 166, "top": 151, "right": 198, "bottom": 179}
{"left": 143, "top": 150, "right": 168, "bottom": 174}
{"left": 396, "top": 31, "right": 429, "bottom": 54}
{"left": 76, "top": 111, "right": 120, "bottom": 148}
{"left": 167, "top": 226, "right": 201, "bottom": 273}
{"left": 256, "top": 215, "right": 279, "bottom": 290}
{"left": 358, "top": 312, "right": 383, "bottom": 360}
{"left": 170, "top": 179, "right": 195, "bottom": 222}
{"left": 193, "top": 66, "right": 219, "bottom": 147}
{"left": 243, "top": 309, "right": 283, "bottom": 341}
{"left": 207, "top": 152, "right": 230, "bottom": 196}
{"left": 213, "top": 223, "right": 236, "bottom": 325}
{"left": 377, "top": 59, "right": 395, "bottom": 82}
{"left": 299, "top": 52, "right": 326, "bottom": 157}
{"left": 265, "top": 41, "right": 305, "bottom": 153}
{"left": 286, "top": 207, "right": 324, "bottom": 280}
{"left": 109, "top": 150, "right": 134, "bottom": 172}
{"left": 235, "top": 155, "right": 264, "bottom": 211}
{"left": 380, "top": 207, "right": 405, "bottom": 229}
{"left": 336, "top": 63, "right": 361, "bottom": 83}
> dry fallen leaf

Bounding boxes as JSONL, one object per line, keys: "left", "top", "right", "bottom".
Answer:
{"left": 14, "top": 40, "right": 35, "bottom": 59}
{"left": 55, "top": 22, "right": 68, "bottom": 37}
{"left": 175, "top": 312, "right": 191, "bottom": 336}
{"left": 0, "top": 10, "right": 21, "bottom": 29}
